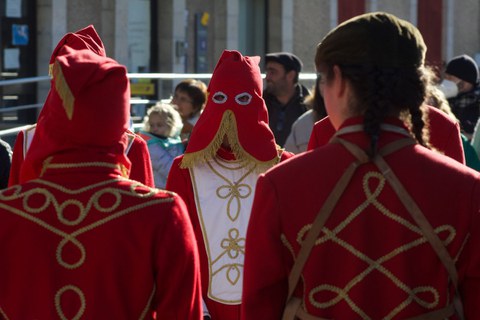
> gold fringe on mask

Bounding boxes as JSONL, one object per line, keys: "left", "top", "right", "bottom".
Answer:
{"left": 53, "top": 60, "right": 75, "bottom": 120}
{"left": 180, "top": 110, "right": 281, "bottom": 170}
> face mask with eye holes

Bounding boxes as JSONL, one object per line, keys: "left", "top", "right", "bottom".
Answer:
{"left": 211, "top": 91, "right": 253, "bottom": 106}
{"left": 180, "top": 50, "right": 279, "bottom": 166}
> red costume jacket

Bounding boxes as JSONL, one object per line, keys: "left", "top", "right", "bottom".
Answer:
{"left": 308, "top": 105, "right": 465, "bottom": 164}
{"left": 0, "top": 152, "right": 202, "bottom": 319}
{"left": 242, "top": 117, "right": 480, "bottom": 319}
{"left": 167, "top": 147, "right": 294, "bottom": 320}
{"left": 8, "top": 127, "right": 154, "bottom": 187}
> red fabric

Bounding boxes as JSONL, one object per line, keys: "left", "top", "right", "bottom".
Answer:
{"left": 7, "top": 129, "right": 26, "bottom": 187}
{"left": 37, "top": 25, "right": 107, "bottom": 127}
{"left": 1, "top": 26, "right": 201, "bottom": 319}
{"left": 8, "top": 25, "right": 154, "bottom": 187}
{"left": 20, "top": 48, "right": 131, "bottom": 183}
{"left": 9, "top": 26, "right": 153, "bottom": 187}
{"left": 0, "top": 153, "right": 202, "bottom": 319}
{"left": 8, "top": 129, "right": 154, "bottom": 187}
{"left": 307, "top": 105, "right": 465, "bottom": 164}
{"left": 39, "top": 25, "right": 106, "bottom": 133}
{"left": 49, "top": 25, "right": 106, "bottom": 66}
{"left": 167, "top": 149, "right": 294, "bottom": 320}
{"left": 53, "top": 49, "right": 130, "bottom": 146}
{"left": 185, "top": 50, "right": 278, "bottom": 163}
{"left": 167, "top": 50, "right": 291, "bottom": 319}
{"left": 125, "top": 130, "right": 154, "bottom": 187}
{"left": 242, "top": 117, "right": 480, "bottom": 319}
{"left": 307, "top": 116, "right": 336, "bottom": 151}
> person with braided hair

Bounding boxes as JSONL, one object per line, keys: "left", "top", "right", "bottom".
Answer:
{"left": 307, "top": 71, "right": 466, "bottom": 164}
{"left": 242, "top": 12, "right": 480, "bottom": 319}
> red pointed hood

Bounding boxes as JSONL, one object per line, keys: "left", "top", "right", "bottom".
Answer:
{"left": 181, "top": 50, "right": 279, "bottom": 168}
{"left": 20, "top": 27, "right": 130, "bottom": 182}
{"left": 48, "top": 25, "right": 106, "bottom": 74}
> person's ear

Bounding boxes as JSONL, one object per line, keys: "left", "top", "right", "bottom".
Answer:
{"left": 286, "top": 69, "right": 296, "bottom": 83}
{"left": 332, "top": 65, "right": 347, "bottom": 97}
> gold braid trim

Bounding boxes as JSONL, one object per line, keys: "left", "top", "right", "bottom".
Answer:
{"left": 41, "top": 159, "right": 129, "bottom": 179}
{"left": 53, "top": 60, "right": 75, "bottom": 120}
{"left": 139, "top": 284, "right": 156, "bottom": 320}
{"left": 55, "top": 285, "right": 86, "bottom": 320}
{"left": 48, "top": 63, "right": 54, "bottom": 78}
{"left": 40, "top": 156, "right": 53, "bottom": 177}
{"left": 180, "top": 110, "right": 280, "bottom": 170}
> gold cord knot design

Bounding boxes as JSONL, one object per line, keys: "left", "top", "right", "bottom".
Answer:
{"left": 0, "top": 177, "right": 171, "bottom": 319}
{"left": 211, "top": 228, "right": 246, "bottom": 286}
{"left": 55, "top": 285, "right": 86, "bottom": 320}
{"left": 220, "top": 228, "right": 246, "bottom": 259}
{"left": 287, "top": 171, "right": 456, "bottom": 319}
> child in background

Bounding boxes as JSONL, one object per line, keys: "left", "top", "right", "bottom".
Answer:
{"left": 139, "top": 103, "right": 184, "bottom": 188}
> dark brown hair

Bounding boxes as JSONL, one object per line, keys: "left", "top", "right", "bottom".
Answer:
{"left": 174, "top": 79, "right": 208, "bottom": 114}
{"left": 305, "top": 75, "right": 327, "bottom": 122}
{"left": 315, "top": 12, "right": 430, "bottom": 157}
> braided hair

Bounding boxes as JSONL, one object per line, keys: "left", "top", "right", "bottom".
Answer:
{"left": 314, "top": 12, "right": 431, "bottom": 157}
{"left": 322, "top": 63, "right": 431, "bottom": 157}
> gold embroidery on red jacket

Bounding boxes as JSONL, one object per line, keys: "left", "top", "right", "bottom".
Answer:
{"left": 0, "top": 177, "right": 172, "bottom": 318}
{"left": 55, "top": 285, "right": 86, "bottom": 320}
{"left": 282, "top": 171, "right": 456, "bottom": 319}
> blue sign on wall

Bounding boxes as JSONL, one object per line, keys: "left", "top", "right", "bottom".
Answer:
{"left": 12, "top": 24, "right": 29, "bottom": 46}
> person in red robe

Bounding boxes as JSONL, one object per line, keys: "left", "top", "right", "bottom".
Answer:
{"left": 0, "top": 26, "right": 202, "bottom": 319}
{"left": 308, "top": 104, "right": 465, "bottom": 164}
{"left": 242, "top": 12, "right": 480, "bottom": 319}
{"left": 8, "top": 25, "right": 154, "bottom": 188}
{"left": 166, "top": 50, "right": 294, "bottom": 320}
{"left": 8, "top": 126, "right": 154, "bottom": 187}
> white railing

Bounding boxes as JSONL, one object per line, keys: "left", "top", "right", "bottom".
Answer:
{"left": 0, "top": 72, "right": 317, "bottom": 139}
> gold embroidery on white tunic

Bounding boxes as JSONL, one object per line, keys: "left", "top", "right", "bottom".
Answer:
{"left": 191, "top": 156, "right": 257, "bottom": 304}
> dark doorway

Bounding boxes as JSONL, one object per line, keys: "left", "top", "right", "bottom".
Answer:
{"left": 0, "top": 0, "right": 37, "bottom": 126}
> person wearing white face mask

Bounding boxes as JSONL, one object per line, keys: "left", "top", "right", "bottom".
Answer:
{"left": 440, "top": 54, "right": 480, "bottom": 139}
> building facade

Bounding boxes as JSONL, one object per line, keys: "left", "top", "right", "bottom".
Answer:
{"left": 1, "top": 0, "right": 480, "bottom": 123}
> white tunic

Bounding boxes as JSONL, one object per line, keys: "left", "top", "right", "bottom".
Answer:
{"left": 190, "top": 156, "right": 258, "bottom": 304}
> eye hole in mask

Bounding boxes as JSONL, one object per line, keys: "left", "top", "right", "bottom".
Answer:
{"left": 235, "top": 92, "right": 252, "bottom": 106}
{"left": 212, "top": 91, "right": 228, "bottom": 104}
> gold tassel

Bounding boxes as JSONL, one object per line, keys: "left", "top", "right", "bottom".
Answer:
{"left": 181, "top": 110, "right": 281, "bottom": 169}
{"left": 53, "top": 60, "right": 75, "bottom": 120}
